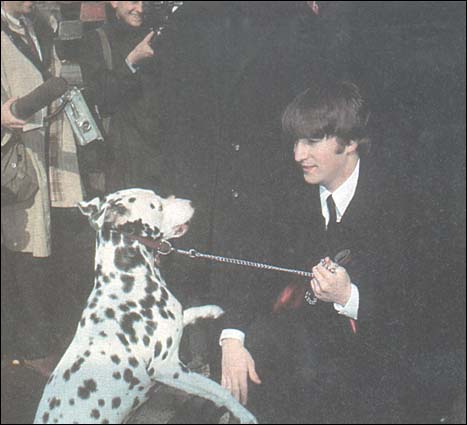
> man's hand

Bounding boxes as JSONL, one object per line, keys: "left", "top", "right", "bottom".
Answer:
{"left": 310, "top": 257, "right": 352, "bottom": 305}
{"left": 221, "top": 338, "right": 261, "bottom": 405}
{"left": 126, "top": 31, "right": 155, "bottom": 66}
{"left": 1, "top": 97, "right": 26, "bottom": 130}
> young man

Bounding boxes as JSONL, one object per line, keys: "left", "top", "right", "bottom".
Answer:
{"left": 220, "top": 81, "right": 412, "bottom": 423}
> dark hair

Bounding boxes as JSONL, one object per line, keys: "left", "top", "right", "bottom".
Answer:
{"left": 282, "top": 81, "right": 371, "bottom": 155}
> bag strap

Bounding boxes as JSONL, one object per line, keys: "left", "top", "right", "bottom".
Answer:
{"left": 96, "top": 27, "right": 113, "bottom": 71}
{"left": 95, "top": 27, "right": 112, "bottom": 133}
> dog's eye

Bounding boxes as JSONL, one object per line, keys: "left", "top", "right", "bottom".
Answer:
{"left": 158, "top": 204, "right": 163, "bottom": 212}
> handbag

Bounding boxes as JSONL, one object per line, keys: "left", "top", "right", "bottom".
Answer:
{"left": 1, "top": 134, "right": 39, "bottom": 205}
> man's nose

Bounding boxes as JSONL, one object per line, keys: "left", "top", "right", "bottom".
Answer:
{"left": 294, "top": 141, "right": 309, "bottom": 162}
{"left": 135, "top": 2, "right": 143, "bottom": 13}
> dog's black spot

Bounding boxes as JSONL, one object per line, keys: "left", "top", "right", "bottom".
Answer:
{"left": 119, "top": 303, "right": 130, "bottom": 312}
{"left": 141, "top": 309, "right": 153, "bottom": 319}
{"left": 145, "top": 279, "right": 159, "bottom": 294}
{"left": 148, "top": 367, "right": 155, "bottom": 376}
{"left": 167, "top": 337, "right": 173, "bottom": 348}
{"left": 63, "top": 370, "right": 71, "bottom": 381}
{"left": 98, "top": 399, "right": 105, "bottom": 407}
{"left": 100, "top": 351, "right": 106, "bottom": 356}
{"left": 101, "top": 225, "right": 111, "bottom": 243}
{"left": 114, "top": 247, "right": 145, "bottom": 273}
{"left": 139, "top": 295, "right": 156, "bottom": 310}
{"left": 154, "top": 341, "right": 162, "bottom": 358}
{"left": 110, "top": 272, "right": 116, "bottom": 279}
{"left": 109, "top": 294, "right": 118, "bottom": 300}
{"left": 47, "top": 374, "right": 55, "bottom": 385}
{"left": 173, "top": 372, "right": 179, "bottom": 379}
{"left": 159, "top": 309, "right": 168, "bottom": 320}
{"left": 113, "top": 371, "right": 121, "bottom": 380}
{"left": 84, "top": 350, "right": 91, "bottom": 357}
{"left": 95, "top": 281, "right": 102, "bottom": 290}
{"left": 120, "top": 312, "right": 142, "bottom": 342}
{"left": 162, "top": 351, "right": 168, "bottom": 361}
{"left": 88, "top": 302, "right": 97, "bottom": 310}
{"left": 117, "top": 333, "right": 129, "bottom": 347}
{"left": 95, "top": 264, "right": 103, "bottom": 277}
{"left": 129, "top": 357, "right": 139, "bottom": 368}
{"left": 132, "top": 397, "right": 140, "bottom": 409}
{"left": 111, "top": 354, "right": 120, "bottom": 364}
{"left": 145, "top": 326, "right": 154, "bottom": 336}
{"left": 123, "top": 368, "right": 140, "bottom": 389}
{"left": 71, "top": 357, "right": 85, "bottom": 374}
{"left": 78, "top": 379, "right": 97, "bottom": 399}
{"left": 112, "top": 231, "right": 121, "bottom": 246}
{"left": 102, "top": 420, "right": 109, "bottom": 424}
{"left": 90, "top": 313, "right": 101, "bottom": 324}
{"left": 80, "top": 317, "right": 86, "bottom": 327}
{"left": 121, "top": 274, "right": 136, "bottom": 293}
{"left": 127, "top": 301, "right": 137, "bottom": 308}
{"left": 147, "top": 320, "right": 157, "bottom": 329}
{"left": 91, "top": 409, "right": 100, "bottom": 419}
{"left": 43, "top": 412, "right": 49, "bottom": 423}
{"left": 143, "top": 336, "right": 150, "bottom": 346}
{"left": 99, "top": 331, "right": 108, "bottom": 338}
{"left": 69, "top": 399, "right": 75, "bottom": 406}
{"left": 103, "top": 275, "right": 111, "bottom": 284}
{"left": 111, "top": 397, "right": 121, "bottom": 409}
{"left": 138, "top": 385, "right": 145, "bottom": 391}
{"left": 49, "top": 397, "right": 61, "bottom": 410}
{"left": 105, "top": 308, "right": 115, "bottom": 319}
{"left": 168, "top": 310, "right": 176, "bottom": 320}
{"left": 129, "top": 197, "right": 136, "bottom": 203}
{"left": 156, "top": 298, "right": 167, "bottom": 308}
{"left": 150, "top": 203, "right": 155, "bottom": 209}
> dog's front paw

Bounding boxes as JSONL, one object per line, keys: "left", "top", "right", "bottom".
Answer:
{"left": 208, "top": 305, "right": 224, "bottom": 320}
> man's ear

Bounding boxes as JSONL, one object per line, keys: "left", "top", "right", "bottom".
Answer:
{"left": 78, "top": 197, "right": 107, "bottom": 230}
{"left": 346, "top": 140, "right": 359, "bottom": 154}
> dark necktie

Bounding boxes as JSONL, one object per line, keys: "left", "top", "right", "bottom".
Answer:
{"left": 326, "top": 194, "right": 338, "bottom": 231}
{"left": 19, "top": 17, "right": 41, "bottom": 62}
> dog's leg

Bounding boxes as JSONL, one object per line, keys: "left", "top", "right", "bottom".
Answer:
{"left": 155, "top": 364, "right": 257, "bottom": 424}
{"left": 183, "top": 306, "right": 224, "bottom": 327}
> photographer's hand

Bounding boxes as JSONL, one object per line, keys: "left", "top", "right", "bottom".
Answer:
{"left": 1, "top": 97, "right": 26, "bottom": 130}
{"left": 126, "top": 31, "right": 155, "bottom": 66}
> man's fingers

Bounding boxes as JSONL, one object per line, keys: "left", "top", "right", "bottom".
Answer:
{"left": 248, "top": 361, "right": 262, "bottom": 385}
{"left": 144, "top": 30, "right": 155, "bottom": 43}
{"left": 239, "top": 374, "right": 248, "bottom": 405}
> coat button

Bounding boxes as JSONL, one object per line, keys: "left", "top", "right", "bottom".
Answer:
{"left": 231, "top": 190, "right": 240, "bottom": 199}
{"left": 232, "top": 144, "right": 241, "bottom": 152}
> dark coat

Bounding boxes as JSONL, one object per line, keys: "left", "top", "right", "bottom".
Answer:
{"left": 79, "top": 21, "right": 164, "bottom": 191}
{"left": 155, "top": 3, "right": 354, "bottom": 320}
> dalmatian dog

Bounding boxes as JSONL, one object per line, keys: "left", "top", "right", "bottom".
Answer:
{"left": 34, "top": 189, "right": 257, "bottom": 424}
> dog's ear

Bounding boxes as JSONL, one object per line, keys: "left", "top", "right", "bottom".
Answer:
{"left": 78, "top": 197, "right": 107, "bottom": 230}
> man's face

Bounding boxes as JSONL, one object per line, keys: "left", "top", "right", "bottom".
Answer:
{"left": 2, "top": 1, "right": 34, "bottom": 17}
{"left": 110, "top": 1, "right": 143, "bottom": 28}
{"left": 294, "top": 137, "right": 357, "bottom": 191}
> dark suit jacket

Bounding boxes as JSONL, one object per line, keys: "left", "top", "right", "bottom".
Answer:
{"left": 251, "top": 157, "right": 414, "bottom": 360}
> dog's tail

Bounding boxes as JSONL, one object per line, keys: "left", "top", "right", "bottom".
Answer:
{"left": 183, "top": 306, "right": 224, "bottom": 327}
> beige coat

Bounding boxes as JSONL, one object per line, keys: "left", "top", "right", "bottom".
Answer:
{"left": 1, "top": 29, "right": 52, "bottom": 257}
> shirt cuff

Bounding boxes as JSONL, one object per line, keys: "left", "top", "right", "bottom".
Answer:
{"left": 334, "top": 283, "right": 359, "bottom": 320}
{"left": 219, "top": 329, "right": 245, "bottom": 346}
{"left": 125, "top": 58, "right": 139, "bottom": 74}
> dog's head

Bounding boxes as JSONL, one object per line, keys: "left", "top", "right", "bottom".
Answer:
{"left": 78, "top": 189, "right": 194, "bottom": 241}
